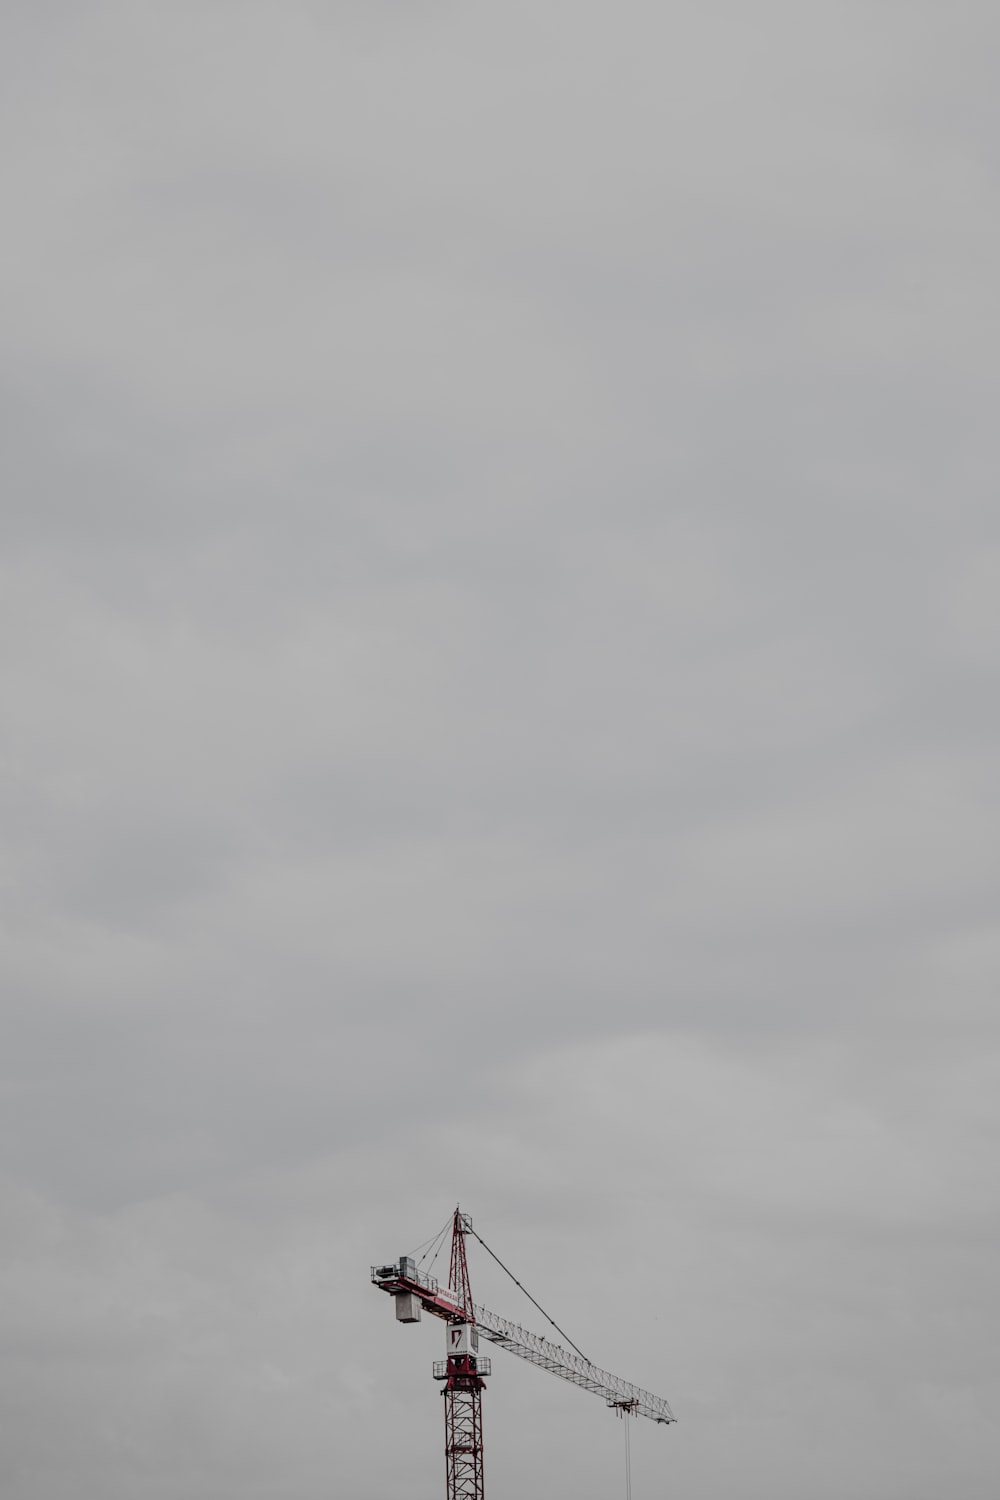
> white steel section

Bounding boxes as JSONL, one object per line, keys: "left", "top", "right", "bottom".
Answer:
{"left": 472, "top": 1303, "right": 675, "bottom": 1425}
{"left": 446, "top": 1323, "right": 478, "bottom": 1356}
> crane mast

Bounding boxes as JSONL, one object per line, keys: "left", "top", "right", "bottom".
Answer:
{"left": 371, "top": 1207, "right": 675, "bottom": 1500}
{"left": 439, "top": 1210, "right": 487, "bottom": 1500}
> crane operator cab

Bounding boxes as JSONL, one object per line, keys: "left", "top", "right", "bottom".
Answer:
{"left": 446, "top": 1323, "right": 478, "bottom": 1357}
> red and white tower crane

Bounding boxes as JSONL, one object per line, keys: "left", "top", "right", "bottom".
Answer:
{"left": 371, "top": 1207, "right": 675, "bottom": 1500}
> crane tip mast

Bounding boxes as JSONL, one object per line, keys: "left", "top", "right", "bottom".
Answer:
{"left": 371, "top": 1206, "right": 675, "bottom": 1500}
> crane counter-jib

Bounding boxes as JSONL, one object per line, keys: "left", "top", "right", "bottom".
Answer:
{"left": 371, "top": 1259, "right": 464, "bottom": 1321}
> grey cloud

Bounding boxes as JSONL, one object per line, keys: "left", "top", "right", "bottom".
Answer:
{"left": 2, "top": 1, "right": 999, "bottom": 1496}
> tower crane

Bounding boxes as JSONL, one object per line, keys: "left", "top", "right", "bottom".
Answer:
{"left": 371, "top": 1207, "right": 675, "bottom": 1500}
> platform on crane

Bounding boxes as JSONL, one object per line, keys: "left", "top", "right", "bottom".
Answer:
{"left": 433, "top": 1357, "right": 492, "bottom": 1380}
{"left": 371, "top": 1258, "right": 463, "bottom": 1322}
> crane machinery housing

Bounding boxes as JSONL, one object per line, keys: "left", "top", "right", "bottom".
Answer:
{"left": 371, "top": 1207, "right": 675, "bottom": 1500}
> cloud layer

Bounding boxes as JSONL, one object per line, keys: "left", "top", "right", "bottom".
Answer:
{"left": 2, "top": 3, "right": 999, "bottom": 1497}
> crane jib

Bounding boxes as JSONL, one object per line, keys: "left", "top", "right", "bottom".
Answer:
{"left": 370, "top": 1261, "right": 675, "bottom": 1425}
{"left": 472, "top": 1303, "right": 675, "bottom": 1426}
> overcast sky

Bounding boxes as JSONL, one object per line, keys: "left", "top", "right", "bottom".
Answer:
{"left": 2, "top": 3, "right": 999, "bottom": 1497}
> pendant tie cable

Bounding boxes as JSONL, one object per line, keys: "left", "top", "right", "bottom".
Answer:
{"left": 408, "top": 1214, "right": 454, "bottom": 1278}
{"left": 465, "top": 1224, "right": 591, "bottom": 1362}
{"left": 409, "top": 1214, "right": 452, "bottom": 1263}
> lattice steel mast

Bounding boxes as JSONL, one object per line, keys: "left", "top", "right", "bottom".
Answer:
{"left": 440, "top": 1210, "right": 487, "bottom": 1500}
